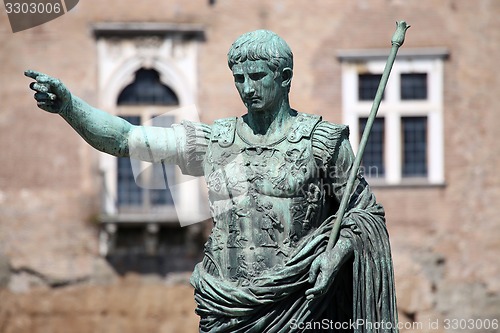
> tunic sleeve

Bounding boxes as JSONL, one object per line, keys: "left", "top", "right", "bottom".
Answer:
{"left": 312, "top": 121, "right": 352, "bottom": 203}
{"left": 175, "top": 120, "right": 211, "bottom": 177}
{"left": 312, "top": 121, "right": 382, "bottom": 234}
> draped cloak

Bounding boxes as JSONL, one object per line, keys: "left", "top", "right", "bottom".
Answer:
{"left": 175, "top": 112, "right": 398, "bottom": 332}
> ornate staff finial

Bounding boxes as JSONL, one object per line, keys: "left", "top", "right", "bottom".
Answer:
{"left": 392, "top": 21, "right": 411, "bottom": 47}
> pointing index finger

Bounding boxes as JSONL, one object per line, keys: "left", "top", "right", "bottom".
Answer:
{"left": 24, "top": 70, "right": 53, "bottom": 85}
{"left": 25, "top": 70, "right": 53, "bottom": 85}
{"left": 24, "top": 69, "right": 43, "bottom": 79}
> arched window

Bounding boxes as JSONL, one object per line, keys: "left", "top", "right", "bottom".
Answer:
{"left": 117, "top": 69, "right": 179, "bottom": 106}
{"left": 94, "top": 24, "right": 206, "bottom": 271}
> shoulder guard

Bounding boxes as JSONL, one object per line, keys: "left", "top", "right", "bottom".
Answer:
{"left": 211, "top": 117, "right": 237, "bottom": 147}
{"left": 312, "top": 121, "right": 350, "bottom": 168}
{"left": 287, "top": 113, "right": 322, "bottom": 143}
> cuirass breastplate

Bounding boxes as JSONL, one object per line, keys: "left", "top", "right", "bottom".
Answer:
{"left": 202, "top": 114, "right": 326, "bottom": 284}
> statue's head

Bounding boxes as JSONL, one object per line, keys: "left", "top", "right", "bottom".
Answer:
{"left": 228, "top": 30, "right": 294, "bottom": 113}
{"left": 227, "top": 30, "right": 293, "bottom": 75}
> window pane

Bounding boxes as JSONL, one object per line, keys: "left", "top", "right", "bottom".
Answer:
{"left": 401, "top": 73, "right": 427, "bottom": 100}
{"left": 402, "top": 116, "right": 427, "bottom": 177}
{"left": 150, "top": 115, "right": 176, "bottom": 206}
{"left": 359, "top": 117, "right": 385, "bottom": 178}
{"left": 117, "top": 116, "right": 143, "bottom": 206}
{"left": 358, "top": 74, "right": 383, "bottom": 101}
{"left": 118, "top": 69, "right": 179, "bottom": 106}
{"left": 149, "top": 163, "right": 174, "bottom": 206}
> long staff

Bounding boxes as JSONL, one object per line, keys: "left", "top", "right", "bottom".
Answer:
{"left": 326, "top": 21, "right": 410, "bottom": 251}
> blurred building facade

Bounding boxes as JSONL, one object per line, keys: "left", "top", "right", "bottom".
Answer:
{"left": 1, "top": 0, "right": 500, "bottom": 332}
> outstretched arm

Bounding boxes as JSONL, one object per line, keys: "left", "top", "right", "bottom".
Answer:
{"left": 25, "top": 70, "right": 180, "bottom": 163}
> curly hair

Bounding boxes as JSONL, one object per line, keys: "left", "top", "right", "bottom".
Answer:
{"left": 227, "top": 30, "right": 293, "bottom": 73}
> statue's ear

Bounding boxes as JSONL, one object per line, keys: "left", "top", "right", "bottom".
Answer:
{"left": 281, "top": 67, "right": 293, "bottom": 88}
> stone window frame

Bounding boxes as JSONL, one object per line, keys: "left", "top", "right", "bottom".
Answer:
{"left": 339, "top": 48, "right": 448, "bottom": 186}
{"left": 92, "top": 23, "right": 206, "bottom": 255}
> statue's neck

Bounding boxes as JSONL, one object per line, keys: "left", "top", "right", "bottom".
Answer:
{"left": 245, "top": 100, "right": 292, "bottom": 136}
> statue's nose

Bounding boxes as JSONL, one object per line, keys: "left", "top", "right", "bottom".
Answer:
{"left": 243, "top": 82, "right": 255, "bottom": 97}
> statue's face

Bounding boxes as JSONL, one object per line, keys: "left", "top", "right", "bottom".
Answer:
{"left": 232, "top": 60, "right": 283, "bottom": 113}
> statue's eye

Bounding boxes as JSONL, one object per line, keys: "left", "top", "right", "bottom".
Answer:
{"left": 249, "top": 72, "right": 266, "bottom": 81}
{"left": 233, "top": 74, "right": 244, "bottom": 83}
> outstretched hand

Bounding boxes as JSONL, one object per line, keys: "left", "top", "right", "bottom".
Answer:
{"left": 25, "top": 70, "right": 72, "bottom": 114}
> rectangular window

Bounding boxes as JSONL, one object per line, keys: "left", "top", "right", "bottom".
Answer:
{"left": 402, "top": 116, "right": 428, "bottom": 177}
{"left": 358, "top": 74, "right": 383, "bottom": 101}
{"left": 117, "top": 116, "right": 142, "bottom": 206}
{"left": 341, "top": 52, "right": 445, "bottom": 185}
{"left": 359, "top": 117, "right": 385, "bottom": 178}
{"left": 401, "top": 73, "right": 427, "bottom": 100}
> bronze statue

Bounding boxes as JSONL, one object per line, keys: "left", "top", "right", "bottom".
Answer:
{"left": 26, "top": 28, "right": 403, "bottom": 332}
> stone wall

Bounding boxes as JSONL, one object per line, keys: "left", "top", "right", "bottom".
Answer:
{"left": 0, "top": 275, "right": 198, "bottom": 333}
